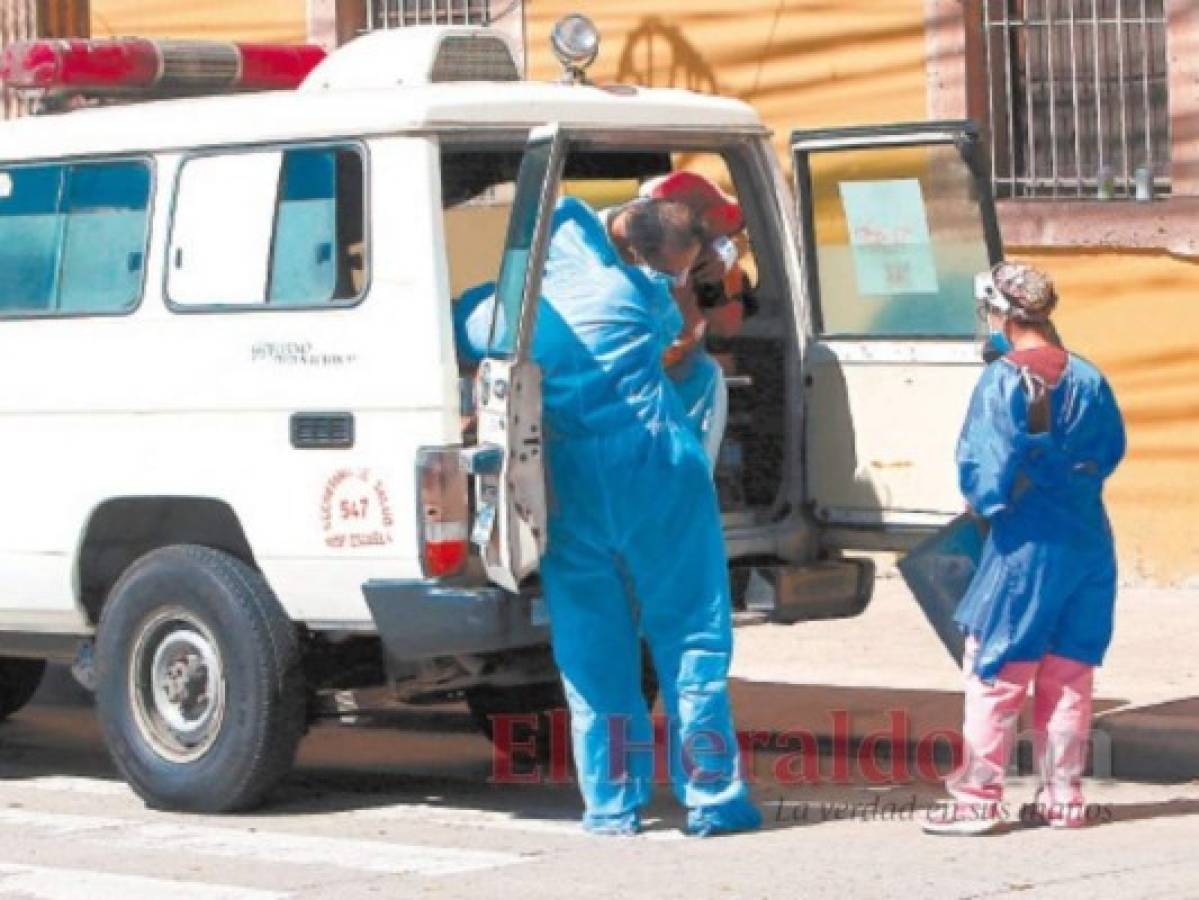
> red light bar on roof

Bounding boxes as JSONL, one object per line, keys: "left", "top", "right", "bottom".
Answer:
{"left": 0, "top": 38, "right": 326, "bottom": 99}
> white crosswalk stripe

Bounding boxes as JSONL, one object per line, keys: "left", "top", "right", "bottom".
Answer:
{"left": 357, "top": 801, "right": 685, "bottom": 841}
{"left": 4, "top": 776, "right": 130, "bottom": 797}
{"left": 0, "top": 863, "right": 290, "bottom": 900}
{"left": 0, "top": 808, "right": 531, "bottom": 877}
{"left": 5, "top": 774, "right": 686, "bottom": 840}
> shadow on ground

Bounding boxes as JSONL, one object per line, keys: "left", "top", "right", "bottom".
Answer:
{"left": 5, "top": 665, "right": 1196, "bottom": 837}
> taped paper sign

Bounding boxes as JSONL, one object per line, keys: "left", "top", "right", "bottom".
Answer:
{"left": 838, "top": 178, "right": 938, "bottom": 296}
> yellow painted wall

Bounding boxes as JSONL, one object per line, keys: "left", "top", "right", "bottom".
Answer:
{"left": 89, "top": 0, "right": 306, "bottom": 43}
{"left": 526, "top": 0, "right": 930, "bottom": 162}
{"left": 1019, "top": 249, "right": 1199, "bottom": 585}
{"left": 526, "top": 1, "right": 1199, "bottom": 583}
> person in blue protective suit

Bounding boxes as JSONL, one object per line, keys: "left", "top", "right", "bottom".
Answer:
{"left": 602, "top": 173, "right": 755, "bottom": 470}
{"left": 457, "top": 196, "right": 760, "bottom": 838}
{"left": 924, "top": 262, "right": 1126, "bottom": 837}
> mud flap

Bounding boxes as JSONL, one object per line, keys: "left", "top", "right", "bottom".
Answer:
{"left": 737, "top": 558, "right": 876, "bottom": 624}
{"left": 897, "top": 513, "right": 987, "bottom": 666}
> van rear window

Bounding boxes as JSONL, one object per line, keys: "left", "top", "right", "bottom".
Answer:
{"left": 0, "top": 160, "right": 151, "bottom": 316}
{"left": 168, "top": 145, "right": 365, "bottom": 309}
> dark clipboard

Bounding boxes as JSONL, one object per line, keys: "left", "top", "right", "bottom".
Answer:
{"left": 897, "top": 513, "right": 988, "bottom": 667}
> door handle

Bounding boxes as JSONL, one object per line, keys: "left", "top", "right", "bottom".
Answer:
{"left": 290, "top": 412, "right": 354, "bottom": 449}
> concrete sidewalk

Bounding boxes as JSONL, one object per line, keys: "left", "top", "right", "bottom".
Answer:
{"left": 729, "top": 572, "right": 1199, "bottom": 781}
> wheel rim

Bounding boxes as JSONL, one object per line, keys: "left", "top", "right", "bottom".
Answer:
{"left": 129, "top": 609, "right": 226, "bottom": 763}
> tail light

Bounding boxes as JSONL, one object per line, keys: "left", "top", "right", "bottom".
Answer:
{"left": 0, "top": 38, "right": 326, "bottom": 100}
{"left": 416, "top": 447, "right": 470, "bottom": 579}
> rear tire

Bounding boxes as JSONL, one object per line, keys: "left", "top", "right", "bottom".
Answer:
{"left": 95, "top": 545, "right": 306, "bottom": 813}
{"left": 465, "top": 679, "right": 567, "bottom": 763}
{"left": 466, "top": 644, "right": 659, "bottom": 762}
{"left": 0, "top": 658, "right": 45, "bottom": 721}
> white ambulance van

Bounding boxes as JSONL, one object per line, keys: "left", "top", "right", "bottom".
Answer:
{"left": 0, "top": 20, "right": 1001, "bottom": 811}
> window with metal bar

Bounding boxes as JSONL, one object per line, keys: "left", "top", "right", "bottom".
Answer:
{"left": 369, "top": 0, "right": 492, "bottom": 29}
{"left": 980, "top": 0, "right": 1169, "bottom": 200}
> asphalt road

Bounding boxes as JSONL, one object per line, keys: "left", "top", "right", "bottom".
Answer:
{"left": 1, "top": 675, "right": 1198, "bottom": 899}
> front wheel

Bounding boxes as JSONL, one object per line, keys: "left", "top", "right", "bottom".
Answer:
{"left": 95, "top": 545, "right": 306, "bottom": 812}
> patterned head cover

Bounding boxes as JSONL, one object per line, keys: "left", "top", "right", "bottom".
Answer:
{"left": 987, "top": 261, "right": 1058, "bottom": 323}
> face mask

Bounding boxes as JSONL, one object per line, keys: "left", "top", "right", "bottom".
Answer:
{"left": 638, "top": 263, "right": 670, "bottom": 284}
{"left": 638, "top": 263, "right": 687, "bottom": 293}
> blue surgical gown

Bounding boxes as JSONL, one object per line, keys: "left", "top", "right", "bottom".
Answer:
{"left": 455, "top": 197, "right": 756, "bottom": 833}
{"left": 954, "top": 355, "right": 1126, "bottom": 681}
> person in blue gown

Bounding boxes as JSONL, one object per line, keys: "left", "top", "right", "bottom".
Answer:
{"left": 457, "top": 196, "right": 759, "bottom": 837}
{"left": 925, "top": 261, "right": 1126, "bottom": 835}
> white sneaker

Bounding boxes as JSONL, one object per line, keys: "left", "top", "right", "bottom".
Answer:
{"left": 1047, "top": 804, "right": 1089, "bottom": 829}
{"left": 922, "top": 803, "right": 1007, "bottom": 836}
{"left": 1023, "top": 790, "right": 1089, "bottom": 829}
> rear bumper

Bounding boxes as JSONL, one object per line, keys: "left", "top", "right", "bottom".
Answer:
{"left": 362, "top": 579, "right": 550, "bottom": 662}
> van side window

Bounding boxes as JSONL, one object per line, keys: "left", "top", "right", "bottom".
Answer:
{"left": 168, "top": 145, "right": 365, "bottom": 309}
{"left": 0, "top": 160, "right": 151, "bottom": 316}
{"left": 803, "top": 143, "right": 991, "bottom": 338}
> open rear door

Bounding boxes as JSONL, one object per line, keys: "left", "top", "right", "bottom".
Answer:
{"left": 792, "top": 121, "right": 1002, "bottom": 551}
{"left": 466, "top": 125, "right": 566, "bottom": 592}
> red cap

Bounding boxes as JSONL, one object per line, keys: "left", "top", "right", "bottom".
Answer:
{"left": 641, "top": 171, "right": 744, "bottom": 237}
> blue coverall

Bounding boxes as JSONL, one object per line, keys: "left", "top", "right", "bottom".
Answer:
{"left": 456, "top": 198, "right": 758, "bottom": 836}
{"left": 954, "top": 355, "right": 1126, "bottom": 682}
{"left": 668, "top": 347, "right": 728, "bottom": 470}
{"left": 633, "top": 267, "right": 728, "bottom": 471}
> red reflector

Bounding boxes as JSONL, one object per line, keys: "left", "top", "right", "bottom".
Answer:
{"left": 417, "top": 448, "right": 471, "bottom": 579}
{"left": 0, "top": 38, "right": 325, "bottom": 98}
{"left": 424, "top": 537, "right": 469, "bottom": 578}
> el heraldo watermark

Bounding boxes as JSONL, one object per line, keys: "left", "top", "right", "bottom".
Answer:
{"left": 486, "top": 708, "right": 1114, "bottom": 789}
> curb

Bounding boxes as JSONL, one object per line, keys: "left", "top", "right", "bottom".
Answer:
{"left": 729, "top": 679, "right": 1199, "bottom": 783}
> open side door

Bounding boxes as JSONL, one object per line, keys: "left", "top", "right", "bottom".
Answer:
{"left": 792, "top": 121, "right": 1003, "bottom": 551}
{"left": 465, "top": 125, "right": 566, "bottom": 593}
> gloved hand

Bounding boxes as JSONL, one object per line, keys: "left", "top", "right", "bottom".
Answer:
{"left": 662, "top": 320, "right": 707, "bottom": 369}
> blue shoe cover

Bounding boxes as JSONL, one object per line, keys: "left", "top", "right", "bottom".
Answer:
{"left": 685, "top": 800, "right": 763, "bottom": 837}
{"left": 582, "top": 811, "right": 641, "bottom": 836}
